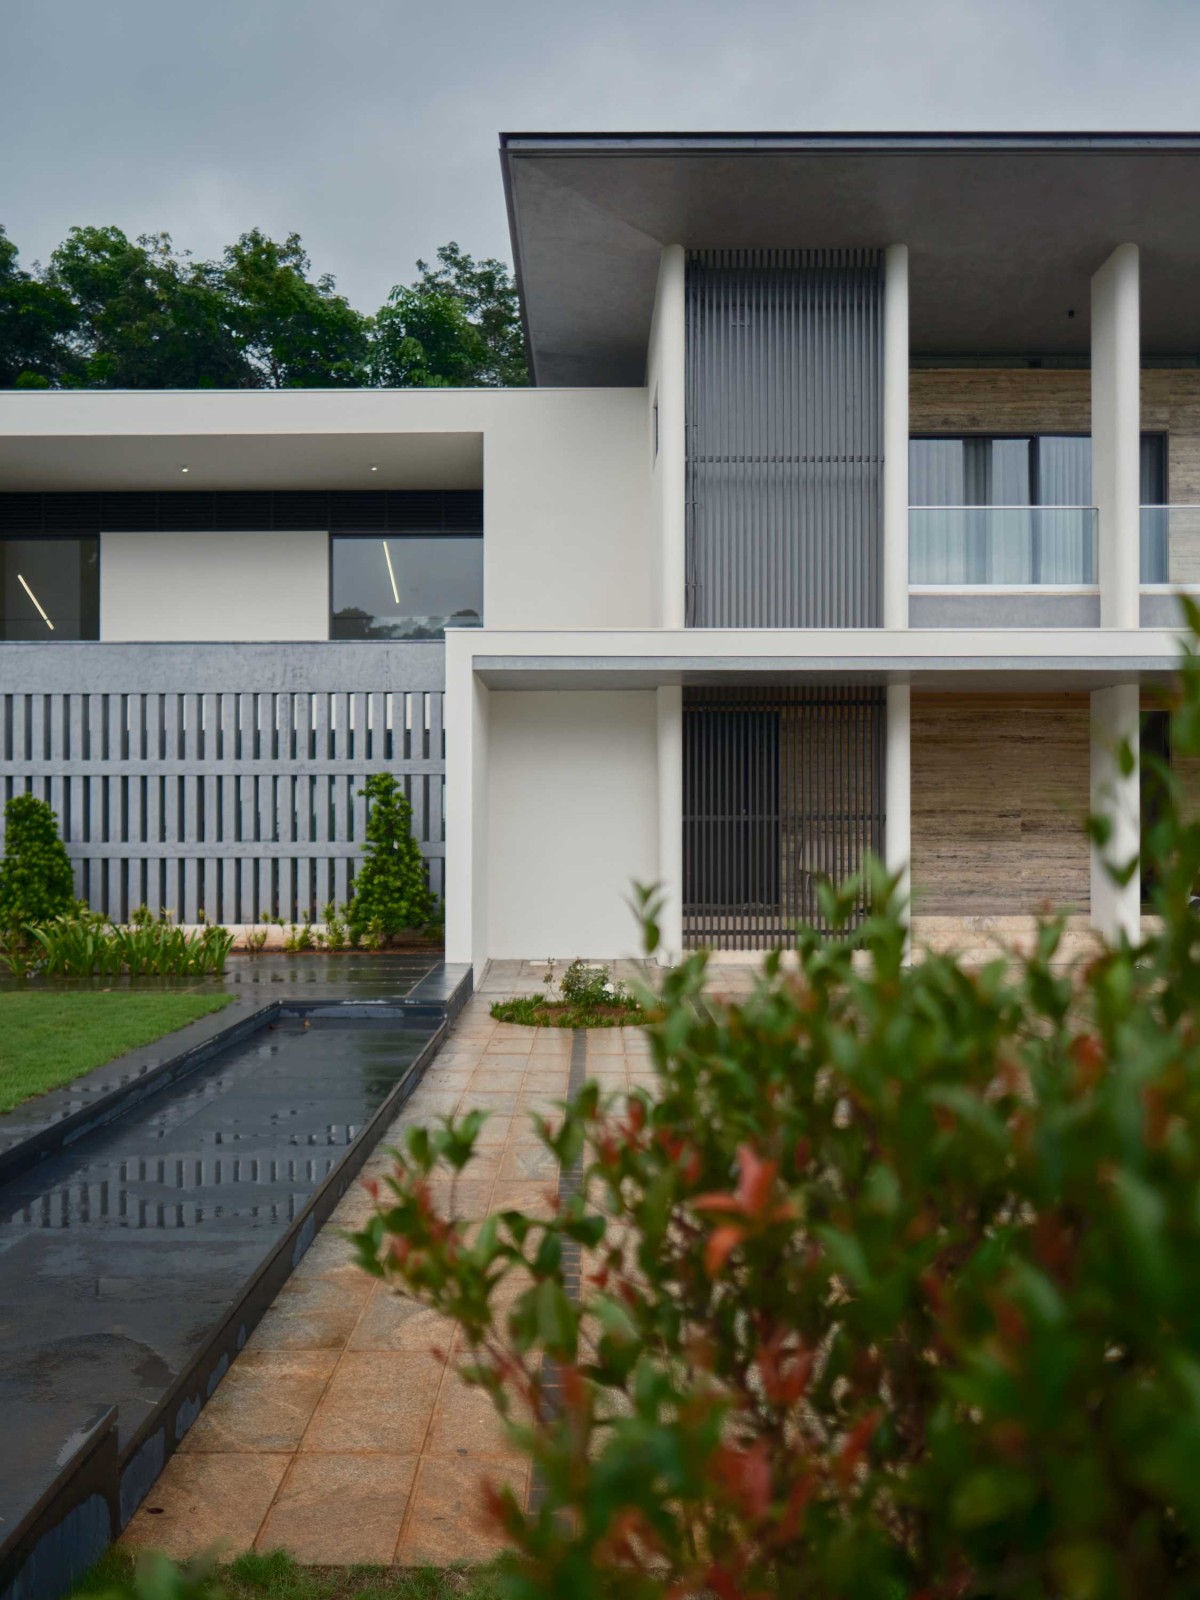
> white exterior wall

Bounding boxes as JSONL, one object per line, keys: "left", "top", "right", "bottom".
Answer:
{"left": 645, "top": 245, "right": 686, "bottom": 629}
{"left": 481, "top": 390, "right": 655, "bottom": 630}
{"left": 100, "top": 529, "right": 329, "bottom": 641}
{"left": 0, "top": 388, "right": 656, "bottom": 637}
{"left": 485, "top": 690, "right": 659, "bottom": 959}
{"left": 1091, "top": 245, "right": 1141, "bottom": 629}
{"left": 1090, "top": 681, "right": 1141, "bottom": 941}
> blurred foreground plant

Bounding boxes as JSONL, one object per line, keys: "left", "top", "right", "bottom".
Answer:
{"left": 353, "top": 614, "right": 1200, "bottom": 1600}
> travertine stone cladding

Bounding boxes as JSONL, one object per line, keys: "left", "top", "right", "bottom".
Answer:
{"left": 911, "top": 692, "right": 1091, "bottom": 916}
{"left": 910, "top": 368, "right": 1200, "bottom": 500}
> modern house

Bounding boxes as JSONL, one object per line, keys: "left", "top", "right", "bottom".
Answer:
{"left": 3, "top": 131, "right": 1198, "bottom": 973}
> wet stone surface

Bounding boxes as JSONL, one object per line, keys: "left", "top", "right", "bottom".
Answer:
{"left": 0, "top": 1009, "right": 438, "bottom": 1550}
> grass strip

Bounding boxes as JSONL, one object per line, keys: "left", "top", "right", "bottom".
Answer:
{"left": 73, "top": 1548, "right": 504, "bottom": 1600}
{"left": 0, "top": 990, "right": 234, "bottom": 1112}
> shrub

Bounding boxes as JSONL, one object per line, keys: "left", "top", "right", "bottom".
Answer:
{"left": 0, "top": 792, "right": 75, "bottom": 929}
{"left": 353, "top": 634, "right": 1200, "bottom": 1597}
{"left": 491, "top": 959, "right": 646, "bottom": 1028}
{"left": 348, "top": 773, "right": 434, "bottom": 941}
{"left": 23, "top": 913, "right": 235, "bottom": 978}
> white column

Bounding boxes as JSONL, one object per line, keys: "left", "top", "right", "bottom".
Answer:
{"left": 444, "top": 630, "right": 489, "bottom": 973}
{"left": 1090, "top": 683, "right": 1140, "bottom": 942}
{"left": 886, "top": 683, "right": 912, "bottom": 933}
{"left": 655, "top": 684, "right": 683, "bottom": 964}
{"left": 653, "top": 245, "right": 687, "bottom": 629}
{"left": 1091, "top": 244, "right": 1141, "bottom": 629}
{"left": 882, "top": 244, "right": 910, "bottom": 631}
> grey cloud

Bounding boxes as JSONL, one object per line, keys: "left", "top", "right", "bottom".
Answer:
{"left": 3, "top": 0, "right": 1200, "bottom": 310}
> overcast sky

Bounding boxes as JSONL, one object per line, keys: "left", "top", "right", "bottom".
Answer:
{"left": 5, "top": 0, "right": 1200, "bottom": 310}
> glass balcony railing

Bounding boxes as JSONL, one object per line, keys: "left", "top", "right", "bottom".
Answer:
{"left": 909, "top": 506, "right": 1098, "bottom": 586}
{"left": 1140, "top": 506, "right": 1200, "bottom": 585}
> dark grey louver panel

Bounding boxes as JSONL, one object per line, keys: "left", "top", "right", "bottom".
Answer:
{"left": 682, "top": 685, "right": 885, "bottom": 949}
{"left": 685, "top": 249, "right": 883, "bottom": 627}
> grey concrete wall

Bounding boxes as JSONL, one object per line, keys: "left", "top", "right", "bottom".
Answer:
{"left": 909, "top": 593, "right": 1102, "bottom": 628}
{"left": 0, "top": 641, "right": 447, "bottom": 923}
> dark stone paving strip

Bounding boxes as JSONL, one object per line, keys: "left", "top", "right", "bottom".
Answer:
{"left": 529, "top": 1029, "right": 589, "bottom": 1515}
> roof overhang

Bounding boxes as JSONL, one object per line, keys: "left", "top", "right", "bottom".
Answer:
{"left": 500, "top": 132, "right": 1200, "bottom": 386}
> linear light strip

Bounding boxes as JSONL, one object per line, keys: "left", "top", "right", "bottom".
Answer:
{"left": 382, "top": 540, "right": 400, "bottom": 604}
{"left": 17, "top": 573, "right": 54, "bottom": 631}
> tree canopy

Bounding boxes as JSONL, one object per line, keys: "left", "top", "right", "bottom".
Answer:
{"left": 0, "top": 226, "right": 526, "bottom": 389}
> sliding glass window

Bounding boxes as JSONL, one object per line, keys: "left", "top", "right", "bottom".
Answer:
{"left": 910, "top": 434, "right": 1165, "bottom": 586}
{"left": 0, "top": 537, "right": 99, "bottom": 639}
{"left": 331, "top": 534, "right": 482, "bottom": 640}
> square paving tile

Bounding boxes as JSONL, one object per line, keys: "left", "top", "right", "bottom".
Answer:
{"left": 466, "top": 1065, "right": 527, "bottom": 1090}
{"left": 426, "top": 1368, "right": 523, "bottom": 1461}
{"left": 123, "top": 1451, "right": 290, "bottom": 1558}
{"left": 499, "top": 1143, "right": 559, "bottom": 1182}
{"left": 256, "top": 1452, "right": 418, "bottom": 1564}
{"left": 182, "top": 1350, "right": 339, "bottom": 1453}
{"left": 462, "top": 1090, "right": 520, "bottom": 1114}
{"left": 301, "top": 1350, "right": 445, "bottom": 1453}
{"left": 349, "top": 1286, "right": 458, "bottom": 1354}
{"left": 246, "top": 1274, "right": 372, "bottom": 1351}
{"left": 396, "top": 1456, "right": 528, "bottom": 1567}
{"left": 490, "top": 1180, "right": 558, "bottom": 1217}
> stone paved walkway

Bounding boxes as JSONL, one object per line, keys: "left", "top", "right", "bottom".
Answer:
{"left": 122, "top": 961, "right": 657, "bottom": 1567}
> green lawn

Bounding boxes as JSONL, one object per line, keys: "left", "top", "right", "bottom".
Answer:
{"left": 0, "top": 990, "right": 234, "bottom": 1112}
{"left": 75, "top": 1549, "right": 502, "bottom": 1600}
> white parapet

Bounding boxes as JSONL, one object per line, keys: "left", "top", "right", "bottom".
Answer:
{"left": 1090, "top": 681, "right": 1140, "bottom": 941}
{"left": 1091, "top": 244, "right": 1141, "bottom": 630}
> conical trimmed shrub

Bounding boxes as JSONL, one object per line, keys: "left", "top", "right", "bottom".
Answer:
{"left": 0, "top": 792, "right": 76, "bottom": 928}
{"left": 348, "top": 774, "right": 434, "bottom": 941}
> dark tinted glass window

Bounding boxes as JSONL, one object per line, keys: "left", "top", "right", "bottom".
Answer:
{"left": 0, "top": 537, "right": 99, "bottom": 640}
{"left": 910, "top": 434, "right": 1165, "bottom": 507}
{"left": 331, "top": 535, "right": 482, "bottom": 641}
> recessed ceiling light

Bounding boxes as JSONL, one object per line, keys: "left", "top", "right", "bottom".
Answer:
{"left": 181, "top": 465, "right": 189, "bottom": 473}
{"left": 369, "top": 465, "right": 378, "bottom": 472}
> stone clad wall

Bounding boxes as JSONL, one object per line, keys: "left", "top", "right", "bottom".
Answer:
{"left": 910, "top": 368, "right": 1200, "bottom": 500}
{"left": 911, "top": 692, "right": 1092, "bottom": 917}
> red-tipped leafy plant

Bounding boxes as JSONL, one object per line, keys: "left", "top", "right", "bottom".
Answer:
{"left": 353, "top": 616, "right": 1200, "bottom": 1600}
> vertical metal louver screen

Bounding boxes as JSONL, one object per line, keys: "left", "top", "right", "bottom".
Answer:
{"left": 683, "top": 685, "right": 885, "bottom": 949}
{"left": 685, "top": 249, "right": 883, "bottom": 628}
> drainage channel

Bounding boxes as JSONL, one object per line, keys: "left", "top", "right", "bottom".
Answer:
{"left": 0, "top": 969, "right": 470, "bottom": 1600}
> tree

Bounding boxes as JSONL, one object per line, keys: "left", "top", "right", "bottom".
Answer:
{"left": 45, "top": 226, "right": 247, "bottom": 388}
{"left": 372, "top": 241, "right": 527, "bottom": 387}
{"left": 220, "top": 229, "right": 369, "bottom": 388}
{"left": 355, "top": 620, "right": 1200, "bottom": 1598}
{"left": 348, "top": 773, "right": 434, "bottom": 939}
{"left": 0, "top": 226, "right": 76, "bottom": 387}
{"left": 0, "top": 225, "right": 526, "bottom": 390}
{"left": 370, "top": 286, "right": 491, "bottom": 387}
{"left": 0, "top": 793, "right": 76, "bottom": 928}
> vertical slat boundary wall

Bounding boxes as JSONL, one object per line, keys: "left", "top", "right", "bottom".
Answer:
{"left": 0, "top": 643, "right": 446, "bottom": 925}
{"left": 685, "top": 248, "right": 884, "bottom": 628}
{"left": 682, "top": 685, "right": 885, "bottom": 949}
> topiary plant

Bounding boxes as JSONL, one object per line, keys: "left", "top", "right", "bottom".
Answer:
{"left": 347, "top": 773, "right": 434, "bottom": 943}
{"left": 0, "top": 791, "right": 76, "bottom": 930}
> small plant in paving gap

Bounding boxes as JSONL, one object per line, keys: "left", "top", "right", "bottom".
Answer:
{"left": 493, "top": 958, "right": 645, "bottom": 1028}
{"left": 358, "top": 618, "right": 1200, "bottom": 1598}
{"left": 348, "top": 772, "right": 435, "bottom": 942}
{"left": 0, "top": 792, "right": 76, "bottom": 931}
